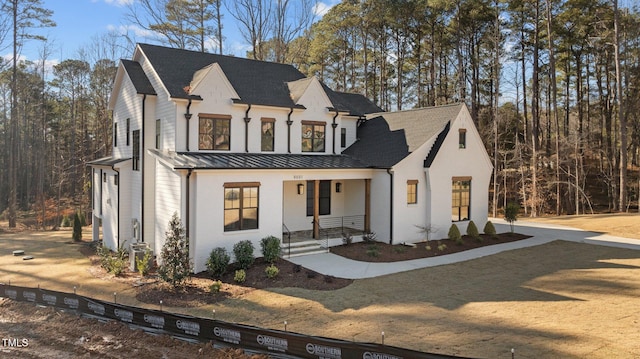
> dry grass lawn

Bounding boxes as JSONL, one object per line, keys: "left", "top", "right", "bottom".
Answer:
{"left": 1, "top": 217, "right": 640, "bottom": 358}
{"left": 520, "top": 212, "right": 640, "bottom": 239}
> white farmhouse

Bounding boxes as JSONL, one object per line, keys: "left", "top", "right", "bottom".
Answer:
{"left": 89, "top": 43, "right": 492, "bottom": 273}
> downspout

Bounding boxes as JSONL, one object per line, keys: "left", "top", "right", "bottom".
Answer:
{"left": 387, "top": 169, "right": 394, "bottom": 244}
{"left": 244, "top": 104, "right": 252, "bottom": 152}
{"left": 111, "top": 165, "right": 121, "bottom": 248}
{"left": 141, "top": 94, "right": 146, "bottom": 243}
{"left": 186, "top": 169, "right": 193, "bottom": 250}
{"left": 331, "top": 110, "right": 339, "bottom": 154}
{"left": 286, "top": 108, "right": 294, "bottom": 153}
{"left": 185, "top": 98, "right": 193, "bottom": 151}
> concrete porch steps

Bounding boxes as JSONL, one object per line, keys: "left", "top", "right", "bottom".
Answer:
{"left": 281, "top": 240, "right": 328, "bottom": 258}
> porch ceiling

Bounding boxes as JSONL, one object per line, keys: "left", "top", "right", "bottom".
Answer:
{"left": 149, "top": 150, "right": 374, "bottom": 170}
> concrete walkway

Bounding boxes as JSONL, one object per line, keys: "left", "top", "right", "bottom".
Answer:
{"left": 287, "top": 218, "right": 640, "bottom": 279}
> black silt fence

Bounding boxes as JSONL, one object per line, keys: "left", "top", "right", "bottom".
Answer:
{"left": 0, "top": 284, "right": 476, "bottom": 359}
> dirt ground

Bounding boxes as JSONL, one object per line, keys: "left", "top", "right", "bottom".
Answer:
{"left": 1, "top": 220, "right": 640, "bottom": 358}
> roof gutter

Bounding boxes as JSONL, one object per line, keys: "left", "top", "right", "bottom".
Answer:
{"left": 185, "top": 98, "right": 193, "bottom": 151}
{"left": 244, "top": 104, "right": 252, "bottom": 152}
{"left": 387, "top": 168, "right": 394, "bottom": 244}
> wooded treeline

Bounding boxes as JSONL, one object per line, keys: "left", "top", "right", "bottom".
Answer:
{"left": 0, "top": 0, "right": 638, "bottom": 228}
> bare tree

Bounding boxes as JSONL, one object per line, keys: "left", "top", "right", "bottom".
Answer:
{"left": 226, "top": 0, "right": 272, "bottom": 60}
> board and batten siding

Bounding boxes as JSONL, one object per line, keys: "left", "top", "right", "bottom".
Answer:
{"left": 154, "top": 160, "right": 183, "bottom": 258}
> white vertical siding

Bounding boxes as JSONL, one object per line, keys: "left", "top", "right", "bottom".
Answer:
{"left": 155, "top": 160, "right": 182, "bottom": 255}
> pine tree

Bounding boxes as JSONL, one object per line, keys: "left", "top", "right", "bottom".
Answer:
{"left": 158, "top": 212, "right": 192, "bottom": 289}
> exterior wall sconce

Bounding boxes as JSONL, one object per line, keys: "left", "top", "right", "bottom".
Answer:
{"left": 297, "top": 183, "right": 305, "bottom": 195}
{"left": 335, "top": 182, "right": 342, "bottom": 193}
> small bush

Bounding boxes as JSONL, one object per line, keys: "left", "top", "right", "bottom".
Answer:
{"left": 265, "top": 264, "right": 279, "bottom": 279}
{"left": 393, "top": 245, "right": 407, "bottom": 254}
{"left": 97, "top": 244, "right": 128, "bottom": 276}
{"left": 342, "top": 232, "right": 353, "bottom": 245}
{"left": 72, "top": 212, "right": 82, "bottom": 242}
{"left": 234, "top": 269, "right": 246, "bottom": 283}
{"left": 260, "top": 236, "right": 281, "bottom": 264}
{"left": 207, "top": 247, "right": 230, "bottom": 278}
{"left": 233, "top": 240, "right": 255, "bottom": 270}
{"left": 448, "top": 224, "right": 461, "bottom": 242}
{"left": 306, "top": 271, "right": 317, "bottom": 279}
{"left": 425, "top": 244, "right": 432, "bottom": 251}
{"left": 136, "top": 250, "right": 153, "bottom": 277}
{"left": 438, "top": 243, "right": 447, "bottom": 251}
{"left": 158, "top": 213, "right": 192, "bottom": 289}
{"left": 209, "top": 280, "right": 223, "bottom": 293}
{"left": 466, "top": 221, "right": 480, "bottom": 241}
{"left": 366, "top": 244, "right": 380, "bottom": 257}
{"left": 483, "top": 221, "right": 497, "bottom": 238}
{"left": 504, "top": 202, "right": 519, "bottom": 232}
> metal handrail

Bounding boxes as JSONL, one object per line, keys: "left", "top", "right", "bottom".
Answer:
{"left": 282, "top": 223, "right": 291, "bottom": 258}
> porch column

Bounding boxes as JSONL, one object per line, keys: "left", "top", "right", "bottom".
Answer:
{"left": 364, "top": 179, "right": 371, "bottom": 233}
{"left": 313, "top": 180, "right": 320, "bottom": 239}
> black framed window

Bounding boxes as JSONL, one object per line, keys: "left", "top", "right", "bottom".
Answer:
{"left": 224, "top": 183, "right": 259, "bottom": 231}
{"left": 155, "top": 119, "right": 161, "bottom": 149}
{"left": 301, "top": 122, "right": 325, "bottom": 152}
{"left": 126, "top": 118, "right": 130, "bottom": 146}
{"left": 114, "top": 122, "right": 118, "bottom": 147}
{"left": 340, "top": 128, "right": 346, "bottom": 148}
{"left": 452, "top": 178, "right": 471, "bottom": 221}
{"left": 132, "top": 130, "right": 140, "bottom": 171}
{"left": 306, "top": 180, "right": 331, "bottom": 216}
{"left": 261, "top": 119, "right": 274, "bottom": 151}
{"left": 199, "top": 115, "right": 230, "bottom": 150}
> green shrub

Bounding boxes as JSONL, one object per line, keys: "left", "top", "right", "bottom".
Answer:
{"left": 504, "top": 202, "right": 520, "bottom": 232}
{"left": 158, "top": 213, "right": 192, "bottom": 289}
{"left": 466, "top": 221, "right": 480, "bottom": 241}
{"left": 438, "top": 243, "right": 447, "bottom": 251}
{"left": 448, "top": 224, "right": 461, "bottom": 242}
{"left": 97, "top": 244, "right": 128, "bottom": 276}
{"left": 265, "top": 264, "right": 279, "bottom": 279}
{"left": 393, "top": 245, "right": 407, "bottom": 254}
{"left": 366, "top": 244, "right": 380, "bottom": 257}
{"left": 425, "top": 244, "right": 432, "bottom": 251}
{"left": 234, "top": 269, "right": 246, "bottom": 283}
{"left": 260, "top": 236, "right": 281, "bottom": 264}
{"left": 136, "top": 250, "right": 153, "bottom": 277}
{"left": 483, "top": 221, "right": 497, "bottom": 238}
{"left": 209, "top": 280, "right": 223, "bottom": 293}
{"left": 207, "top": 247, "right": 230, "bottom": 278}
{"left": 233, "top": 240, "right": 255, "bottom": 270}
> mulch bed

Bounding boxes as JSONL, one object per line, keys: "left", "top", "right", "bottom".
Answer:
{"left": 84, "top": 232, "right": 531, "bottom": 308}
{"left": 329, "top": 232, "right": 532, "bottom": 262}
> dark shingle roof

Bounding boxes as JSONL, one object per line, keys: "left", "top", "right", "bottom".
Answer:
{"left": 341, "top": 116, "right": 409, "bottom": 168}
{"left": 343, "top": 103, "right": 463, "bottom": 167}
{"left": 334, "top": 92, "right": 384, "bottom": 116}
{"left": 121, "top": 60, "right": 156, "bottom": 95}
{"left": 138, "top": 43, "right": 306, "bottom": 108}
{"left": 149, "top": 150, "right": 372, "bottom": 170}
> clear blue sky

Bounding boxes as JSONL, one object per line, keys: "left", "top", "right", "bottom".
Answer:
{"left": 13, "top": 0, "right": 337, "bottom": 66}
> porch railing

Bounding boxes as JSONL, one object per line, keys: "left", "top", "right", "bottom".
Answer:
{"left": 319, "top": 215, "right": 365, "bottom": 234}
{"left": 312, "top": 218, "right": 330, "bottom": 251}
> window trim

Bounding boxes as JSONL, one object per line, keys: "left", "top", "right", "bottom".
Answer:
{"left": 407, "top": 180, "right": 418, "bottom": 204}
{"left": 301, "top": 121, "right": 326, "bottom": 153}
{"left": 199, "top": 114, "right": 232, "bottom": 151}
{"left": 459, "top": 128, "right": 467, "bottom": 149}
{"left": 155, "top": 119, "right": 161, "bottom": 149}
{"left": 132, "top": 129, "right": 140, "bottom": 171}
{"left": 223, "top": 182, "right": 260, "bottom": 232}
{"left": 452, "top": 177, "right": 471, "bottom": 222}
{"left": 261, "top": 118, "right": 275, "bottom": 152}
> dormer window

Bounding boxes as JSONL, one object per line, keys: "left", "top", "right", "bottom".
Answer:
{"left": 199, "top": 114, "right": 231, "bottom": 150}
{"left": 301, "top": 121, "right": 325, "bottom": 152}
